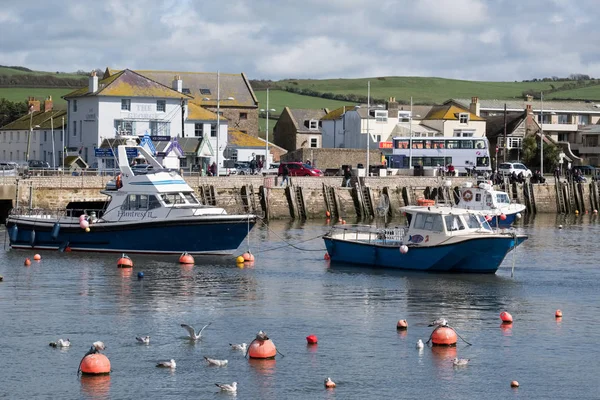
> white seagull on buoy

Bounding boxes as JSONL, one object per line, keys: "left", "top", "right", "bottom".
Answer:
{"left": 215, "top": 382, "right": 237, "bottom": 393}
{"left": 181, "top": 323, "right": 211, "bottom": 340}
{"left": 428, "top": 318, "right": 448, "bottom": 327}
{"left": 204, "top": 356, "right": 228, "bottom": 367}
{"left": 230, "top": 343, "right": 248, "bottom": 352}
{"left": 416, "top": 339, "right": 424, "bottom": 349}
{"left": 92, "top": 341, "right": 106, "bottom": 351}
{"left": 256, "top": 330, "right": 269, "bottom": 340}
{"left": 452, "top": 358, "right": 470, "bottom": 366}
{"left": 324, "top": 377, "right": 336, "bottom": 389}
{"left": 136, "top": 336, "right": 150, "bottom": 344}
{"left": 49, "top": 338, "right": 71, "bottom": 348}
{"left": 156, "top": 359, "right": 176, "bottom": 368}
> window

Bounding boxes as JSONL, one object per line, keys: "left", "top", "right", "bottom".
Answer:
{"left": 73, "top": 100, "right": 77, "bottom": 112}
{"left": 183, "top": 192, "right": 199, "bottom": 204}
{"left": 444, "top": 215, "right": 465, "bottom": 231}
{"left": 453, "top": 130, "right": 475, "bottom": 137}
{"left": 121, "top": 99, "right": 131, "bottom": 111}
{"left": 476, "top": 157, "right": 489, "bottom": 167}
{"left": 211, "top": 124, "right": 217, "bottom": 137}
{"left": 466, "top": 214, "right": 481, "bottom": 229}
{"left": 122, "top": 194, "right": 149, "bottom": 211}
{"left": 309, "top": 120, "right": 319, "bottom": 130}
{"left": 398, "top": 111, "right": 411, "bottom": 122}
{"left": 459, "top": 113, "right": 469, "bottom": 123}
{"left": 148, "top": 195, "right": 161, "bottom": 210}
{"left": 160, "top": 193, "right": 185, "bottom": 205}
{"left": 375, "top": 110, "right": 388, "bottom": 122}
{"left": 474, "top": 139, "right": 486, "bottom": 149}
{"left": 578, "top": 114, "right": 590, "bottom": 125}
{"left": 200, "top": 88, "right": 211, "bottom": 95}
{"left": 240, "top": 112, "right": 248, "bottom": 120}
{"left": 114, "top": 120, "right": 135, "bottom": 135}
{"left": 446, "top": 140, "right": 460, "bottom": 149}
{"left": 460, "top": 140, "right": 474, "bottom": 149}
{"left": 156, "top": 100, "right": 166, "bottom": 112}
{"left": 44, "top": 131, "right": 47, "bottom": 142}
{"left": 194, "top": 123, "right": 203, "bottom": 137}
{"left": 496, "top": 193, "right": 510, "bottom": 204}
{"left": 149, "top": 121, "right": 170, "bottom": 136}
{"left": 310, "top": 137, "right": 318, "bottom": 148}
{"left": 508, "top": 137, "right": 522, "bottom": 149}
{"left": 182, "top": 88, "right": 191, "bottom": 94}
{"left": 73, "top": 120, "right": 77, "bottom": 136}
{"left": 557, "top": 114, "right": 568, "bottom": 124}
{"left": 539, "top": 114, "right": 551, "bottom": 124}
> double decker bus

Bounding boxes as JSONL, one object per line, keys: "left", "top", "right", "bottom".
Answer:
{"left": 390, "top": 136, "right": 492, "bottom": 174}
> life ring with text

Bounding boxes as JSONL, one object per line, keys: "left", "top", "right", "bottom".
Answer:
{"left": 462, "top": 190, "right": 473, "bottom": 202}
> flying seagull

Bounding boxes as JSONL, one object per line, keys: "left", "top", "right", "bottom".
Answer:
{"left": 181, "top": 323, "right": 211, "bottom": 340}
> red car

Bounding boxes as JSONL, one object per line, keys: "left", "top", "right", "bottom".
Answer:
{"left": 278, "top": 162, "right": 323, "bottom": 177}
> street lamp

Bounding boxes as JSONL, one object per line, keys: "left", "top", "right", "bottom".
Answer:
{"left": 203, "top": 70, "right": 234, "bottom": 175}
{"left": 358, "top": 83, "right": 384, "bottom": 176}
{"left": 260, "top": 88, "right": 276, "bottom": 168}
{"left": 26, "top": 121, "right": 40, "bottom": 162}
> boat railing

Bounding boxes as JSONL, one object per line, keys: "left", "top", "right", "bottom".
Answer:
{"left": 9, "top": 207, "right": 106, "bottom": 220}
{"left": 329, "top": 225, "right": 406, "bottom": 245}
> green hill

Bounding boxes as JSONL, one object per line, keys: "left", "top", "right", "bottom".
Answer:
{"left": 0, "top": 66, "right": 84, "bottom": 80}
{"left": 0, "top": 87, "right": 71, "bottom": 107}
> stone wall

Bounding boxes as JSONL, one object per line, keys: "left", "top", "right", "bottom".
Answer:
{"left": 281, "top": 148, "right": 385, "bottom": 171}
{"left": 532, "top": 184, "right": 557, "bottom": 213}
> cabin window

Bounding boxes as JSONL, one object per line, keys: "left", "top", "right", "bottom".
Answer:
{"left": 183, "top": 192, "right": 199, "bottom": 204}
{"left": 122, "top": 194, "right": 149, "bottom": 211}
{"left": 496, "top": 193, "right": 510, "bottom": 204}
{"left": 475, "top": 193, "right": 481, "bottom": 202}
{"left": 161, "top": 193, "right": 185, "bottom": 205}
{"left": 466, "top": 214, "right": 481, "bottom": 229}
{"left": 478, "top": 215, "right": 492, "bottom": 231}
{"left": 444, "top": 215, "right": 465, "bottom": 231}
{"left": 413, "top": 213, "right": 443, "bottom": 232}
{"left": 148, "top": 195, "right": 161, "bottom": 210}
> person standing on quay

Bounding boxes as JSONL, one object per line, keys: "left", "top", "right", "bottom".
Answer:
{"left": 343, "top": 166, "right": 352, "bottom": 187}
{"left": 280, "top": 163, "right": 290, "bottom": 187}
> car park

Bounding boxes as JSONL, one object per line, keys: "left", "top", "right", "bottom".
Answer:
{"left": 278, "top": 162, "right": 323, "bottom": 177}
{"left": 498, "top": 162, "right": 532, "bottom": 178}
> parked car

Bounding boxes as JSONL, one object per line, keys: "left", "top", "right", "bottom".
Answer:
{"left": 498, "top": 162, "right": 532, "bottom": 178}
{"left": 235, "top": 161, "right": 253, "bottom": 175}
{"left": 27, "top": 160, "right": 51, "bottom": 169}
{"left": 278, "top": 162, "right": 323, "bottom": 177}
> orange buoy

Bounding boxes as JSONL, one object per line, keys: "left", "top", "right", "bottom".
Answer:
{"left": 325, "top": 210, "right": 331, "bottom": 218}
{"left": 341, "top": 220, "right": 346, "bottom": 225}
{"left": 555, "top": 309, "right": 563, "bottom": 318}
{"left": 500, "top": 311, "right": 513, "bottom": 323}
{"left": 430, "top": 326, "right": 457, "bottom": 346}
{"left": 179, "top": 252, "right": 194, "bottom": 265}
{"left": 510, "top": 380, "right": 519, "bottom": 388}
{"left": 324, "top": 377, "right": 336, "bottom": 389}
{"left": 306, "top": 334, "right": 318, "bottom": 344}
{"left": 24, "top": 258, "right": 31, "bottom": 266}
{"left": 33, "top": 254, "right": 41, "bottom": 261}
{"left": 396, "top": 319, "right": 408, "bottom": 330}
{"left": 248, "top": 339, "right": 277, "bottom": 359}
{"left": 324, "top": 252, "right": 330, "bottom": 260}
{"left": 117, "top": 255, "right": 133, "bottom": 268}
{"left": 242, "top": 252, "right": 255, "bottom": 262}
{"left": 80, "top": 353, "right": 111, "bottom": 375}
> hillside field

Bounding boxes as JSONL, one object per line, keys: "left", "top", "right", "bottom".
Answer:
{"left": 0, "top": 87, "right": 71, "bottom": 107}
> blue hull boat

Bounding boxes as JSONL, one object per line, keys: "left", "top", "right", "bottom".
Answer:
{"left": 457, "top": 181, "right": 526, "bottom": 228}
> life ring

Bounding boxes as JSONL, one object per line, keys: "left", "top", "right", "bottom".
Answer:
{"left": 462, "top": 190, "right": 473, "bottom": 202}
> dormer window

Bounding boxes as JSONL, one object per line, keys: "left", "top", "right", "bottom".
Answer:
{"left": 374, "top": 110, "right": 388, "bottom": 122}
{"left": 200, "top": 88, "right": 211, "bottom": 95}
{"left": 182, "top": 88, "right": 191, "bottom": 94}
{"left": 459, "top": 113, "right": 469, "bottom": 124}
{"left": 308, "top": 120, "right": 319, "bottom": 130}
{"left": 398, "top": 111, "right": 411, "bottom": 122}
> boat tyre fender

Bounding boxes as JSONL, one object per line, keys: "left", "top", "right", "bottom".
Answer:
{"left": 116, "top": 174, "right": 122, "bottom": 189}
{"left": 462, "top": 190, "right": 473, "bottom": 202}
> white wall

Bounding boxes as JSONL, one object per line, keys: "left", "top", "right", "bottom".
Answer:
{"left": 184, "top": 119, "right": 229, "bottom": 167}
{"left": 0, "top": 129, "right": 43, "bottom": 162}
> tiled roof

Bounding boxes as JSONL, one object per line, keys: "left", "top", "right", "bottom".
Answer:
{"left": 289, "top": 108, "right": 329, "bottom": 133}
{"left": 99, "top": 137, "right": 131, "bottom": 149}
{"left": 177, "top": 137, "right": 202, "bottom": 154}
{"left": 228, "top": 129, "right": 276, "bottom": 148}
{"left": 106, "top": 69, "right": 258, "bottom": 108}
{"left": 187, "top": 102, "right": 225, "bottom": 121}
{"left": 321, "top": 105, "right": 359, "bottom": 120}
{"left": 453, "top": 98, "right": 600, "bottom": 113}
{"left": 0, "top": 109, "right": 67, "bottom": 130}
{"left": 485, "top": 113, "right": 527, "bottom": 138}
{"left": 424, "top": 104, "right": 485, "bottom": 121}
{"left": 63, "top": 70, "right": 193, "bottom": 99}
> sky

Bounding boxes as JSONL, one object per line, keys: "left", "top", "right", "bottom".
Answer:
{"left": 1, "top": 0, "right": 599, "bottom": 82}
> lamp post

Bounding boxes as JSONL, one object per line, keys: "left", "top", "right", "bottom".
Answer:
{"left": 540, "top": 92, "right": 544, "bottom": 175}
{"left": 362, "top": 82, "right": 384, "bottom": 177}
{"left": 203, "top": 70, "right": 234, "bottom": 175}
{"left": 260, "top": 88, "right": 276, "bottom": 168}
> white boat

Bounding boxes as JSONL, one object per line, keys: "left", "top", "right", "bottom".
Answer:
{"left": 456, "top": 181, "right": 526, "bottom": 227}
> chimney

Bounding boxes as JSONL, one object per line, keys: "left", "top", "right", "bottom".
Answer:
{"left": 525, "top": 104, "right": 536, "bottom": 134}
{"left": 386, "top": 96, "right": 399, "bottom": 116}
{"left": 44, "top": 96, "right": 53, "bottom": 112}
{"left": 525, "top": 94, "right": 533, "bottom": 102}
{"left": 27, "top": 97, "right": 40, "bottom": 112}
{"left": 470, "top": 96, "right": 480, "bottom": 117}
{"left": 89, "top": 71, "right": 98, "bottom": 93}
{"left": 172, "top": 75, "right": 182, "bottom": 92}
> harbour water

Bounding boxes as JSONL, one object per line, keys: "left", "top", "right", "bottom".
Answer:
{"left": 1, "top": 214, "right": 599, "bottom": 399}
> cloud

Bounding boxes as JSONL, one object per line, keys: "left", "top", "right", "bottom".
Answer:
{"left": 0, "top": 0, "right": 599, "bottom": 82}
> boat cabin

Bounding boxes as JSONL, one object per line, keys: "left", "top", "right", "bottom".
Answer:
{"left": 457, "top": 181, "right": 511, "bottom": 211}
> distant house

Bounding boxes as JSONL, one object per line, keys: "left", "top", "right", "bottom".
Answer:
{"left": 272, "top": 107, "right": 329, "bottom": 152}
{"left": 226, "top": 130, "right": 287, "bottom": 166}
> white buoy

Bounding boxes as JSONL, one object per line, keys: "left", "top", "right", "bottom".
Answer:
{"left": 516, "top": 213, "right": 522, "bottom": 219}
{"left": 399, "top": 245, "right": 409, "bottom": 254}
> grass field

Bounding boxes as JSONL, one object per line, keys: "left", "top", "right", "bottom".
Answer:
{"left": 548, "top": 85, "right": 600, "bottom": 101}
{"left": 0, "top": 66, "right": 84, "bottom": 80}
{"left": 0, "top": 87, "right": 71, "bottom": 107}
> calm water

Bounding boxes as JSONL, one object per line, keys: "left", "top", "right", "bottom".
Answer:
{"left": 1, "top": 215, "right": 599, "bottom": 400}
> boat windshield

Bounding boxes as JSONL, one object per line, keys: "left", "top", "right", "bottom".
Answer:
{"left": 477, "top": 215, "right": 493, "bottom": 231}
{"left": 182, "top": 192, "right": 199, "bottom": 204}
{"left": 444, "top": 215, "right": 465, "bottom": 231}
{"left": 160, "top": 193, "right": 186, "bottom": 205}
{"left": 465, "top": 214, "right": 482, "bottom": 229}
{"left": 413, "top": 213, "right": 444, "bottom": 232}
{"left": 496, "top": 193, "right": 510, "bottom": 204}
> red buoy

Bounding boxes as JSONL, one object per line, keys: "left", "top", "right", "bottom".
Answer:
{"left": 555, "top": 309, "right": 563, "bottom": 318}
{"left": 306, "top": 334, "right": 318, "bottom": 344}
{"left": 24, "top": 258, "right": 31, "bottom": 266}
{"left": 511, "top": 380, "right": 519, "bottom": 388}
{"left": 500, "top": 311, "right": 513, "bottom": 323}
{"left": 248, "top": 339, "right": 277, "bottom": 359}
{"left": 179, "top": 252, "right": 194, "bottom": 265}
{"left": 242, "top": 252, "right": 255, "bottom": 262}
{"left": 33, "top": 254, "right": 41, "bottom": 261}
{"left": 500, "top": 214, "right": 507, "bottom": 221}
{"left": 117, "top": 255, "right": 133, "bottom": 268}
{"left": 325, "top": 210, "right": 331, "bottom": 218}
{"left": 324, "top": 252, "right": 330, "bottom": 260}
{"left": 430, "top": 326, "right": 457, "bottom": 346}
{"left": 80, "top": 353, "right": 111, "bottom": 375}
{"left": 396, "top": 319, "right": 408, "bottom": 330}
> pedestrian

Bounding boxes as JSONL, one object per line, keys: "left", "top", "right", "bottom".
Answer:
{"left": 250, "top": 157, "right": 257, "bottom": 174}
{"left": 280, "top": 163, "right": 290, "bottom": 186}
{"left": 258, "top": 159, "right": 263, "bottom": 172}
{"left": 306, "top": 159, "right": 311, "bottom": 167}
{"left": 210, "top": 162, "right": 217, "bottom": 177}
{"left": 343, "top": 166, "right": 352, "bottom": 187}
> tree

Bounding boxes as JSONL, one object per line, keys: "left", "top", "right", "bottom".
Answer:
{"left": 0, "top": 98, "right": 28, "bottom": 128}
{"left": 521, "top": 135, "right": 538, "bottom": 166}
{"left": 520, "top": 134, "right": 560, "bottom": 172}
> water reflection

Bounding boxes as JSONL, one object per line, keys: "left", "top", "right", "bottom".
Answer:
{"left": 80, "top": 375, "right": 111, "bottom": 399}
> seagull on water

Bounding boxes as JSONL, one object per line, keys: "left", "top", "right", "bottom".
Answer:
{"left": 136, "top": 336, "right": 150, "bottom": 344}
{"left": 215, "top": 382, "right": 237, "bottom": 393}
{"left": 428, "top": 318, "right": 448, "bottom": 327}
{"left": 181, "top": 323, "right": 211, "bottom": 340}
{"left": 204, "top": 356, "right": 228, "bottom": 367}
{"left": 156, "top": 359, "right": 176, "bottom": 368}
{"left": 49, "top": 338, "right": 71, "bottom": 348}
{"left": 324, "top": 377, "right": 336, "bottom": 389}
{"left": 452, "top": 358, "right": 470, "bottom": 366}
{"left": 230, "top": 343, "right": 247, "bottom": 352}
{"left": 416, "top": 339, "right": 424, "bottom": 349}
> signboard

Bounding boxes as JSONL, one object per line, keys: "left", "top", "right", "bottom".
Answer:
{"left": 94, "top": 148, "right": 139, "bottom": 158}
{"left": 379, "top": 141, "right": 393, "bottom": 149}
{"left": 151, "top": 135, "right": 170, "bottom": 141}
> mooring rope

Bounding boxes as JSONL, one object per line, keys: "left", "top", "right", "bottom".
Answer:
{"left": 252, "top": 217, "right": 326, "bottom": 254}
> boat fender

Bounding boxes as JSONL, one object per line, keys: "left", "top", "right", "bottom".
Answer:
{"left": 51, "top": 223, "right": 61, "bottom": 240}
{"left": 462, "top": 190, "right": 473, "bottom": 202}
{"left": 30, "top": 230, "right": 36, "bottom": 246}
{"left": 9, "top": 225, "right": 18, "bottom": 242}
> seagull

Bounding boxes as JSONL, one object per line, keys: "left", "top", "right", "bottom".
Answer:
{"left": 156, "top": 359, "right": 176, "bottom": 368}
{"left": 428, "top": 318, "right": 448, "bottom": 327}
{"left": 230, "top": 343, "right": 248, "bottom": 352}
{"left": 324, "top": 377, "right": 336, "bottom": 389}
{"left": 416, "top": 339, "right": 424, "bottom": 349}
{"left": 180, "top": 323, "right": 211, "bottom": 340}
{"left": 49, "top": 338, "right": 71, "bottom": 348}
{"left": 452, "top": 358, "right": 470, "bottom": 366}
{"left": 136, "top": 336, "right": 150, "bottom": 344}
{"left": 256, "top": 330, "right": 269, "bottom": 340}
{"left": 204, "top": 356, "right": 228, "bottom": 367}
{"left": 215, "top": 382, "right": 237, "bottom": 393}
{"left": 92, "top": 341, "right": 106, "bottom": 351}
